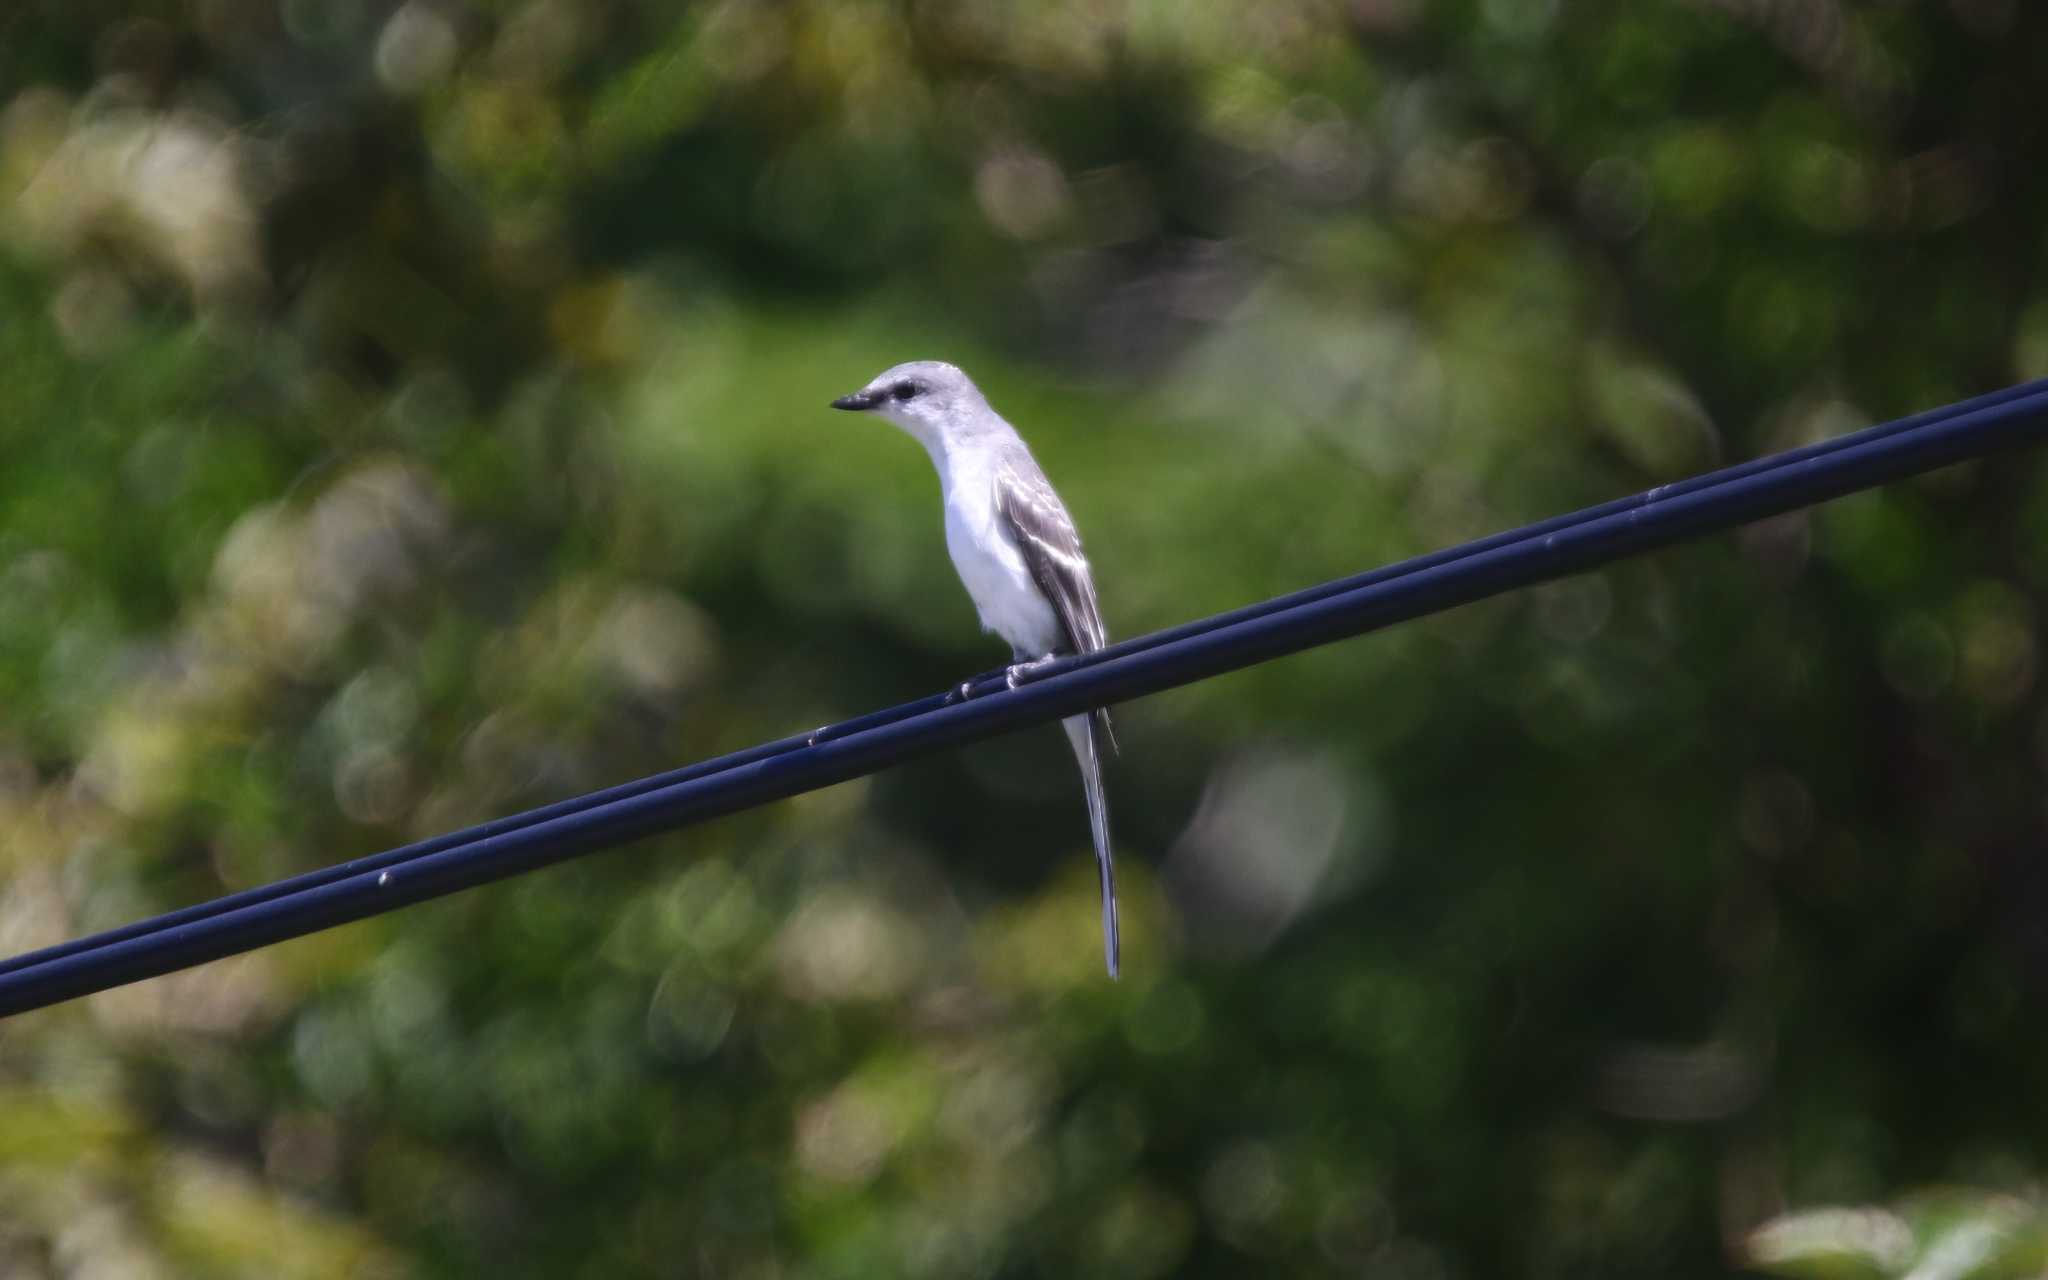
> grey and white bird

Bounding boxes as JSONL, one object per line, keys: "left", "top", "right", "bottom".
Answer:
{"left": 831, "top": 361, "right": 1121, "bottom": 977}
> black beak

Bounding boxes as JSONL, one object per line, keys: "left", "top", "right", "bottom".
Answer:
{"left": 831, "top": 389, "right": 883, "bottom": 411}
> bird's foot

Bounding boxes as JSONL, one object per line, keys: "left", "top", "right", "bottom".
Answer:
{"left": 945, "top": 665, "right": 1012, "bottom": 704}
{"left": 1004, "top": 654, "right": 1061, "bottom": 690}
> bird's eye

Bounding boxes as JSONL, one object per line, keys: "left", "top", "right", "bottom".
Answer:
{"left": 892, "top": 381, "right": 919, "bottom": 401}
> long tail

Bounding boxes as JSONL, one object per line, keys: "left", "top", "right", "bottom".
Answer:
{"left": 1061, "top": 712, "right": 1119, "bottom": 978}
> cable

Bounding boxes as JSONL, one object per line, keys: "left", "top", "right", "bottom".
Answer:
{"left": 10, "top": 375, "right": 2038, "bottom": 983}
{"left": 2, "top": 380, "right": 2044, "bottom": 1015}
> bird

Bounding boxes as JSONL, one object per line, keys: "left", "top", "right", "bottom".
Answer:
{"left": 831, "top": 360, "right": 1121, "bottom": 977}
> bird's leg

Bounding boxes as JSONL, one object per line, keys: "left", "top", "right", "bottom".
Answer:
{"left": 1005, "top": 653, "right": 1062, "bottom": 689}
{"left": 945, "top": 654, "right": 1064, "bottom": 703}
{"left": 946, "top": 664, "right": 1014, "bottom": 704}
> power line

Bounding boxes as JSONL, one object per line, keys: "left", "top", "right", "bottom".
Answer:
{"left": 2, "top": 379, "right": 2044, "bottom": 1016}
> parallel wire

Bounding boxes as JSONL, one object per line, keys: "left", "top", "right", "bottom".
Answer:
{"left": 2, "top": 380, "right": 2045, "bottom": 1015}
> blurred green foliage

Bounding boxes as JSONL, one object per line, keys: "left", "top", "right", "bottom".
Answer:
{"left": 4, "top": 1, "right": 2048, "bottom": 1275}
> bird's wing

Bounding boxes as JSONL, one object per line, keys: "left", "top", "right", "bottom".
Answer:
{"left": 992, "top": 448, "right": 1107, "bottom": 657}
{"left": 993, "top": 446, "right": 1117, "bottom": 755}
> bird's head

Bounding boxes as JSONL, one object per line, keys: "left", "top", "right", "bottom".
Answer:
{"left": 830, "top": 360, "right": 989, "bottom": 442}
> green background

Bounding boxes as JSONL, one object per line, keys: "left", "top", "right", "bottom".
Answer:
{"left": 4, "top": 1, "right": 2048, "bottom": 1275}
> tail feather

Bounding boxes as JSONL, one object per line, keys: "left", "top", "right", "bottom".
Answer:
{"left": 1094, "top": 706, "right": 1119, "bottom": 758}
{"left": 1061, "top": 713, "right": 1119, "bottom": 979}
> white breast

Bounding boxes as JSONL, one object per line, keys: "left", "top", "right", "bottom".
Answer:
{"left": 939, "top": 452, "right": 1063, "bottom": 659}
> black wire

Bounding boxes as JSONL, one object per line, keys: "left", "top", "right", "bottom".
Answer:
{"left": 2, "top": 379, "right": 2044, "bottom": 1015}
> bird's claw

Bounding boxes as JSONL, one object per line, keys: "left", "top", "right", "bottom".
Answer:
{"left": 947, "top": 664, "right": 1016, "bottom": 704}
{"left": 1004, "top": 655, "right": 1059, "bottom": 690}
